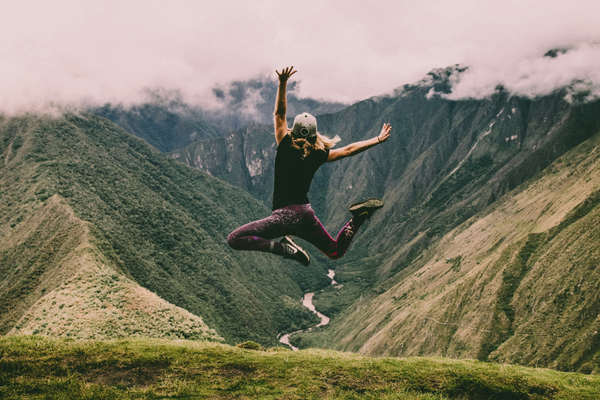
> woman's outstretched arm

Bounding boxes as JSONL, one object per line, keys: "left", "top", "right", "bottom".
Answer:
{"left": 274, "top": 66, "right": 297, "bottom": 145}
{"left": 327, "top": 123, "right": 391, "bottom": 162}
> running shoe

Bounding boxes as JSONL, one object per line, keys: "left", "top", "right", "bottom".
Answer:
{"left": 280, "top": 236, "right": 310, "bottom": 266}
{"left": 348, "top": 198, "right": 384, "bottom": 220}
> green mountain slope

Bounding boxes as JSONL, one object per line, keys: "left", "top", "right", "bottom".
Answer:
{"left": 91, "top": 102, "right": 224, "bottom": 153}
{"left": 170, "top": 122, "right": 277, "bottom": 207}
{"left": 315, "top": 127, "right": 600, "bottom": 373}
{"left": 172, "top": 69, "right": 600, "bottom": 279}
{"left": 0, "top": 113, "right": 324, "bottom": 345}
{"left": 0, "top": 176, "right": 219, "bottom": 341}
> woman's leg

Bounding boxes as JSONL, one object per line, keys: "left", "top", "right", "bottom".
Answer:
{"left": 290, "top": 204, "right": 362, "bottom": 260}
{"left": 227, "top": 212, "right": 289, "bottom": 255}
{"left": 228, "top": 203, "right": 365, "bottom": 261}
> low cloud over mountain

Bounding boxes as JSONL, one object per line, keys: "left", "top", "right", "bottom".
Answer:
{"left": 2, "top": 1, "right": 600, "bottom": 113}
{"left": 442, "top": 43, "right": 600, "bottom": 102}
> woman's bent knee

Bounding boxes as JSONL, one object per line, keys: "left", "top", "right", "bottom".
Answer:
{"left": 227, "top": 232, "right": 239, "bottom": 249}
{"left": 323, "top": 251, "right": 343, "bottom": 260}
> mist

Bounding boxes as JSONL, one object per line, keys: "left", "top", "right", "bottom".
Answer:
{"left": 2, "top": 0, "right": 600, "bottom": 113}
{"left": 445, "top": 43, "right": 600, "bottom": 101}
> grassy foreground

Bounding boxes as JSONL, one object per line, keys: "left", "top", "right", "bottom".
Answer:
{"left": 1, "top": 336, "right": 599, "bottom": 399}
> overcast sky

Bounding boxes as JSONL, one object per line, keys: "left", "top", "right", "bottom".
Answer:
{"left": 2, "top": 0, "right": 600, "bottom": 112}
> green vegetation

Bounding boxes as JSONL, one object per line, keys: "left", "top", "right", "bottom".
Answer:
{"left": 423, "top": 156, "right": 494, "bottom": 212}
{"left": 479, "top": 234, "right": 545, "bottom": 360}
{"left": 296, "top": 123, "right": 600, "bottom": 370}
{"left": 10, "top": 260, "right": 221, "bottom": 342}
{"left": 236, "top": 340, "right": 263, "bottom": 350}
{"left": 311, "top": 258, "right": 380, "bottom": 320}
{"left": 92, "top": 102, "right": 223, "bottom": 153}
{"left": 547, "top": 189, "right": 600, "bottom": 241}
{"left": 4, "top": 336, "right": 600, "bottom": 399}
{"left": 0, "top": 113, "right": 322, "bottom": 346}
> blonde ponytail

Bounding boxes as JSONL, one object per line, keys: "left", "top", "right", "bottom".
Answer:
{"left": 315, "top": 133, "right": 341, "bottom": 150}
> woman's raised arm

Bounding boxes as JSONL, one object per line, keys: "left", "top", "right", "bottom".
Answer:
{"left": 274, "top": 66, "right": 297, "bottom": 145}
{"left": 327, "top": 123, "right": 391, "bottom": 162}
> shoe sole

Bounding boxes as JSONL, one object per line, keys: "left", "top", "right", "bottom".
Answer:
{"left": 281, "top": 236, "right": 310, "bottom": 266}
{"left": 348, "top": 198, "right": 384, "bottom": 216}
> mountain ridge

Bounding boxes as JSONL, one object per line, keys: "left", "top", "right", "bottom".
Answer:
{"left": 91, "top": 77, "right": 348, "bottom": 154}
{"left": 0, "top": 112, "right": 323, "bottom": 345}
{"left": 309, "top": 126, "right": 600, "bottom": 373}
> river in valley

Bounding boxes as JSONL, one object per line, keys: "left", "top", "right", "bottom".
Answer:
{"left": 278, "top": 269, "right": 336, "bottom": 351}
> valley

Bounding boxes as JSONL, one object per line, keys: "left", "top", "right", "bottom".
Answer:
{"left": 0, "top": 113, "right": 324, "bottom": 346}
{"left": 279, "top": 269, "right": 337, "bottom": 350}
{"left": 168, "top": 68, "right": 600, "bottom": 371}
{"left": 2, "top": 66, "right": 600, "bottom": 376}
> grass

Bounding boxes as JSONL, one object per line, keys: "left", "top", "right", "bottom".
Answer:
{"left": 2, "top": 336, "right": 600, "bottom": 399}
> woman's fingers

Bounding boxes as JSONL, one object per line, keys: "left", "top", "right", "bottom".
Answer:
{"left": 379, "top": 123, "right": 391, "bottom": 142}
{"left": 276, "top": 66, "right": 297, "bottom": 80}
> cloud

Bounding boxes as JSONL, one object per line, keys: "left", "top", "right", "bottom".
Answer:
{"left": 445, "top": 43, "right": 600, "bottom": 101}
{"left": 1, "top": 0, "right": 600, "bottom": 113}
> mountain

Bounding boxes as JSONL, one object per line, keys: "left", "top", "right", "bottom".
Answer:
{"left": 91, "top": 77, "right": 348, "bottom": 154}
{"left": 169, "top": 67, "right": 600, "bottom": 245}
{"left": 169, "top": 122, "right": 277, "bottom": 207}
{"left": 206, "top": 76, "right": 348, "bottom": 130}
{"left": 315, "top": 128, "right": 600, "bottom": 373}
{"left": 0, "top": 112, "right": 327, "bottom": 345}
{"left": 1, "top": 192, "right": 221, "bottom": 342}
{"left": 5, "top": 63, "right": 600, "bottom": 372}
{"left": 170, "top": 66, "right": 600, "bottom": 371}
{"left": 306, "top": 74, "right": 600, "bottom": 373}
{"left": 91, "top": 101, "right": 224, "bottom": 153}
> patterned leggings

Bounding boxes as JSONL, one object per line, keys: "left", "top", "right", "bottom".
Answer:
{"left": 227, "top": 203, "right": 360, "bottom": 260}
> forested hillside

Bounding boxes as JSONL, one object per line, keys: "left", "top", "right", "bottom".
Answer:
{"left": 91, "top": 101, "right": 224, "bottom": 153}
{"left": 0, "top": 113, "right": 326, "bottom": 345}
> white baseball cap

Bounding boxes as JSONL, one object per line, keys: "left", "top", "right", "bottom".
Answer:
{"left": 291, "top": 113, "right": 317, "bottom": 140}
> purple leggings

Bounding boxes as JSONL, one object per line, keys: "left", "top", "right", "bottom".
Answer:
{"left": 227, "top": 204, "right": 360, "bottom": 260}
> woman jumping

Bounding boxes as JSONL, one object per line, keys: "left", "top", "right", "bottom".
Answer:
{"left": 227, "top": 66, "right": 391, "bottom": 266}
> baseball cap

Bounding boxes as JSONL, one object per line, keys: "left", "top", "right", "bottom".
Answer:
{"left": 291, "top": 113, "right": 317, "bottom": 140}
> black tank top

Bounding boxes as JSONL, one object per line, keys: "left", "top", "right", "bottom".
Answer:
{"left": 272, "top": 135, "right": 330, "bottom": 210}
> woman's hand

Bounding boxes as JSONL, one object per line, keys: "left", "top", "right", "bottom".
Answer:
{"left": 377, "top": 123, "right": 392, "bottom": 143}
{"left": 328, "top": 123, "right": 392, "bottom": 162}
{"left": 276, "top": 66, "right": 297, "bottom": 84}
{"left": 274, "top": 66, "right": 296, "bottom": 144}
